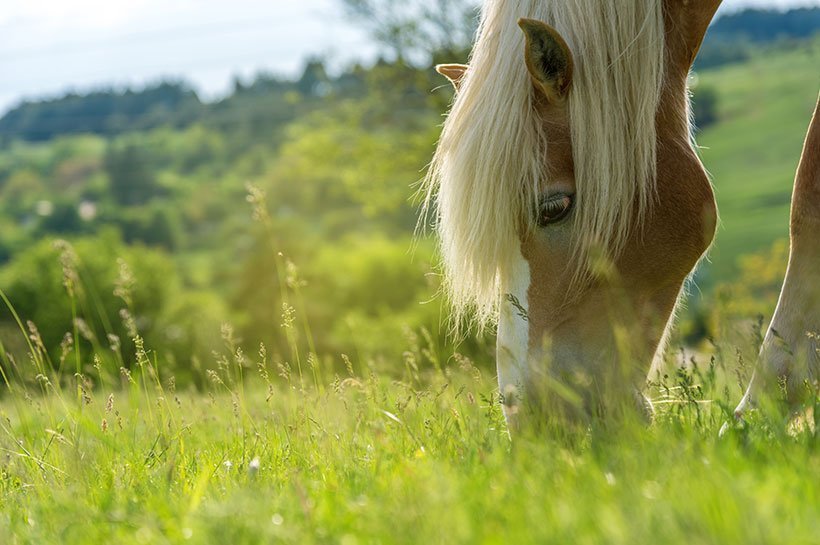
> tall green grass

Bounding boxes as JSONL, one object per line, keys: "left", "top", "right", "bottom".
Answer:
{"left": 0, "top": 316, "right": 816, "bottom": 544}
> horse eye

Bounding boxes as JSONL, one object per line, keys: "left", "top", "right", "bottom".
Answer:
{"left": 538, "top": 193, "right": 574, "bottom": 227}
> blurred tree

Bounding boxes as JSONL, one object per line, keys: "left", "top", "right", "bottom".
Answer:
{"left": 297, "top": 58, "right": 330, "bottom": 97}
{"left": 270, "top": 103, "right": 438, "bottom": 226}
{"left": 0, "top": 232, "right": 233, "bottom": 379}
{"left": 709, "top": 8, "right": 820, "bottom": 43}
{"left": 0, "top": 81, "right": 202, "bottom": 141}
{"left": 694, "top": 7, "right": 820, "bottom": 70}
{"left": 693, "top": 39, "right": 752, "bottom": 70}
{"left": 111, "top": 205, "right": 181, "bottom": 250}
{"left": 104, "top": 143, "right": 161, "bottom": 206}
{"left": 39, "top": 202, "right": 84, "bottom": 234}
{"left": 0, "top": 169, "right": 44, "bottom": 217}
{"left": 691, "top": 85, "right": 719, "bottom": 129}
{"left": 143, "top": 206, "right": 182, "bottom": 250}
{"left": 340, "top": 0, "right": 477, "bottom": 62}
{"left": 0, "top": 234, "right": 174, "bottom": 368}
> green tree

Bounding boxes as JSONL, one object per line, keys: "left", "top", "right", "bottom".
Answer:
{"left": 692, "top": 85, "right": 719, "bottom": 129}
{"left": 297, "top": 58, "right": 330, "bottom": 97}
{"left": 104, "top": 143, "right": 161, "bottom": 206}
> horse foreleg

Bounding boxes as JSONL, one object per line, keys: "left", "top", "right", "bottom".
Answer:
{"left": 735, "top": 95, "right": 820, "bottom": 418}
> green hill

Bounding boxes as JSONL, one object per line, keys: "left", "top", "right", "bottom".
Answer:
{"left": 695, "top": 36, "right": 820, "bottom": 285}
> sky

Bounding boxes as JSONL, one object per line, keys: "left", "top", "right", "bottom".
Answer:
{"left": 1, "top": 0, "right": 818, "bottom": 115}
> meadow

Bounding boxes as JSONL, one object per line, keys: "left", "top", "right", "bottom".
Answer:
{"left": 0, "top": 302, "right": 817, "bottom": 544}
{"left": 0, "top": 20, "right": 819, "bottom": 545}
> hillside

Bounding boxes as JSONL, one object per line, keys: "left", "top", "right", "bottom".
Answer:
{"left": 696, "top": 36, "right": 820, "bottom": 284}
{"left": 695, "top": 6, "right": 820, "bottom": 68}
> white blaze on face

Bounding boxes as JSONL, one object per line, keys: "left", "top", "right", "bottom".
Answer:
{"left": 496, "top": 247, "right": 531, "bottom": 418}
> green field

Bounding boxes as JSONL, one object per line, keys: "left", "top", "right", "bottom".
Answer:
{"left": 0, "top": 330, "right": 817, "bottom": 544}
{"left": 697, "top": 38, "right": 820, "bottom": 283}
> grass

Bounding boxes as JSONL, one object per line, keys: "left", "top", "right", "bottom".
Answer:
{"left": 0, "top": 317, "right": 817, "bottom": 544}
{"left": 696, "top": 37, "right": 820, "bottom": 283}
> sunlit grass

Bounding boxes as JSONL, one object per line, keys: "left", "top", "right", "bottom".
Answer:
{"left": 0, "top": 299, "right": 817, "bottom": 544}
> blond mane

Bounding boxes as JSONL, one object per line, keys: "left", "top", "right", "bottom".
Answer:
{"left": 422, "top": 0, "right": 665, "bottom": 330}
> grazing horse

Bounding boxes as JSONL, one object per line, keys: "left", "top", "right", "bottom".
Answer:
{"left": 423, "top": 0, "right": 818, "bottom": 429}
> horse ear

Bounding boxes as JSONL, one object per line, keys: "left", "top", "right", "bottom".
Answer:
{"left": 518, "top": 18, "right": 573, "bottom": 103}
{"left": 436, "top": 64, "right": 468, "bottom": 90}
{"left": 664, "top": 0, "right": 723, "bottom": 69}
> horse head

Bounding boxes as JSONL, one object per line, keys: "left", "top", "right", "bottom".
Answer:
{"left": 426, "top": 0, "right": 725, "bottom": 429}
